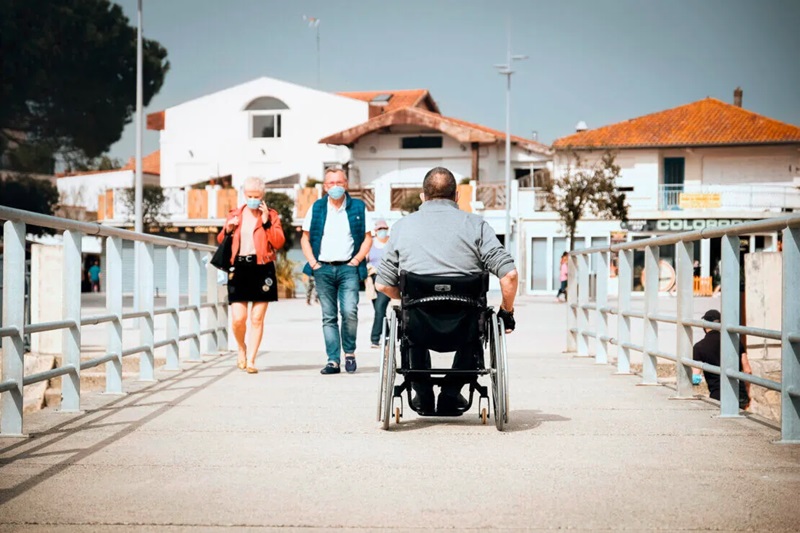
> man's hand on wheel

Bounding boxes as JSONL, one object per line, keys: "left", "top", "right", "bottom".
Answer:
{"left": 498, "top": 308, "right": 515, "bottom": 333}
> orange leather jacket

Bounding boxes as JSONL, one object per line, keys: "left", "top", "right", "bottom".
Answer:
{"left": 217, "top": 205, "right": 285, "bottom": 265}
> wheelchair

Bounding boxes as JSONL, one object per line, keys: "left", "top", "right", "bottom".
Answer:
{"left": 377, "top": 271, "right": 510, "bottom": 431}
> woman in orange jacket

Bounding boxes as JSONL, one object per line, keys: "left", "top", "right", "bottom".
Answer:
{"left": 217, "top": 177, "right": 286, "bottom": 373}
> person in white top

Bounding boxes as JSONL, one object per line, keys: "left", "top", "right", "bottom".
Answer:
{"left": 301, "top": 168, "right": 372, "bottom": 375}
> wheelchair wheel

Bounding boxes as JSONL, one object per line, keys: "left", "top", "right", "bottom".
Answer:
{"left": 490, "top": 312, "right": 508, "bottom": 431}
{"left": 376, "top": 316, "right": 390, "bottom": 422}
{"left": 380, "top": 310, "right": 398, "bottom": 430}
{"left": 499, "top": 323, "right": 510, "bottom": 424}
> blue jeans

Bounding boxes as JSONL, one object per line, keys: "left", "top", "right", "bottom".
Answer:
{"left": 314, "top": 264, "right": 360, "bottom": 363}
{"left": 370, "top": 290, "right": 391, "bottom": 345}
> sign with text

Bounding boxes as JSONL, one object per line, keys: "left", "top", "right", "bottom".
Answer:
{"left": 678, "top": 193, "right": 721, "bottom": 209}
{"left": 622, "top": 219, "right": 745, "bottom": 233}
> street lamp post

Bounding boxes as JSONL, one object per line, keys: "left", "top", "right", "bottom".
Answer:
{"left": 494, "top": 33, "right": 527, "bottom": 256}
{"left": 134, "top": 0, "right": 143, "bottom": 234}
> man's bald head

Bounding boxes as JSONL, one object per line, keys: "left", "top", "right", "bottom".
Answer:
{"left": 422, "top": 167, "right": 457, "bottom": 201}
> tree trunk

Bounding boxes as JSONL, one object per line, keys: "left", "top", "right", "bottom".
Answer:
{"left": 569, "top": 226, "right": 577, "bottom": 252}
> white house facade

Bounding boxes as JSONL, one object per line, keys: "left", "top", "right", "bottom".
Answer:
{"left": 519, "top": 91, "right": 800, "bottom": 295}
{"left": 150, "top": 77, "right": 370, "bottom": 190}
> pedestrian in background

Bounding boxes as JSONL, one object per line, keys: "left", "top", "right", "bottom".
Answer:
{"left": 218, "top": 177, "right": 285, "bottom": 374}
{"left": 88, "top": 260, "right": 102, "bottom": 292}
{"left": 367, "top": 218, "right": 391, "bottom": 348}
{"left": 301, "top": 167, "right": 372, "bottom": 375}
{"left": 556, "top": 252, "right": 568, "bottom": 301}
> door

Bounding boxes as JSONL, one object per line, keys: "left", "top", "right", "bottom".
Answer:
{"left": 531, "top": 238, "right": 547, "bottom": 291}
{"left": 663, "top": 157, "right": 685, "bottom": 209}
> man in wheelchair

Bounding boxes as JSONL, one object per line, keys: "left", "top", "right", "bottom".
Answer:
{"left": 375, "top": 167, "right": 518, "bottom": 416}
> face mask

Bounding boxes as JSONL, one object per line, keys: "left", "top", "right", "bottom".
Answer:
{"left": 328, "top": 186, "right": 345, "bottom": 200}
{"left": 376, "top": 229, "right": 388, "bottom": 239}
{"left": 245, "top": 198, "right": 261, "bottom": 210}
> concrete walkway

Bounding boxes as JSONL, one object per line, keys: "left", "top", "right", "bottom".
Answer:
{"left": 1, "top": 295, "right": 799, "bottom": 531}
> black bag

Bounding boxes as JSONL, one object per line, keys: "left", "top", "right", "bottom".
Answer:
{"left": 210, "top": 232, "right": 232, "bottom": 270}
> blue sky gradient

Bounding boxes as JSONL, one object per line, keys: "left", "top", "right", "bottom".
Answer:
{"left": 110, "top": 0, "right": 800, "bottom": 160}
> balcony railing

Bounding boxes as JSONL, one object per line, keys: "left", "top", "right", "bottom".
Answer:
{"left": 659, "top": 184, "right": 800, "bottom": 211}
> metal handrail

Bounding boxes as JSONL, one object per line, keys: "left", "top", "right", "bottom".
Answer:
{"left": 566, "top": 213, "right": 800, "bottom": 443}
{"left": 0, "top": 207, "right": 228, "bottom": 437}
{"left": 0, "top": 205, "right": 215, "bottom": 252}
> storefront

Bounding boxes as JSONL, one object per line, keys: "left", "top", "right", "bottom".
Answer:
{"left": 520, "top": 216, "right": 781, "bottom": 296}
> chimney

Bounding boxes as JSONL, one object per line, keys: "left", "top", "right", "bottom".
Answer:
{"left": 575, "top": 121, "right": 588, "bottom": 132}
{"left": 734, "top": 87, "right": 743, "bottom": 107}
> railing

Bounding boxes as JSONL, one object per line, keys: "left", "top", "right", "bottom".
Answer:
{"left": 476, "top": 184, "right": 507, "bottom": 209}
{"left": 659, "top": 184, "right": 800, "bottom": 211}
{"left": 567, "top": 213, "right": 800, "bottom": 443}
{"left": 0, "top": 206, "right": 229, "bottom": 437}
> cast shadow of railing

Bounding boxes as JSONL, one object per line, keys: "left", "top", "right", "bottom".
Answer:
{"left": 0, "top": 356, "right": 235, "bottom": 506}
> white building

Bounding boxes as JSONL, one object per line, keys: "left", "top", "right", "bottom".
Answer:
{"left": 148, "top": 77, "right": 370, "bottom": 189}
{"left": 520, "top": 89, "right": 800, "bottom": 295}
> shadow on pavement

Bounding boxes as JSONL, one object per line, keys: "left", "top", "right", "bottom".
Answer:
{"left": 0, "top": 357, "right": 234, "bottom": 506}
{"left": 385, "top": 408, "right": 570, "bottom": 433}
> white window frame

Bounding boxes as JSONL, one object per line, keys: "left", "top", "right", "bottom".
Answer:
{"left": 250, "top": 111, "right": 283, "bottom": 139}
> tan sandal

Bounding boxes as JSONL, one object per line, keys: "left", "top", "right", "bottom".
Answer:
{"left": 246, "top": 366, "right": 258, "bottom": 374}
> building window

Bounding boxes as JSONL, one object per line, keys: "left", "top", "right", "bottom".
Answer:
{"left": 245, "top": 96, "right": 289, "bottom": 139}
{"left": 252, "top": 113, "right": 282, "bottom": 138}
{"left": 401, "top": 136, "right": 443, "bottom": 149}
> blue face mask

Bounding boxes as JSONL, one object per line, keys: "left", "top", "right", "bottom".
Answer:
{"left": 376, "top": 229, "right": 388, "bottom": 239}
{"left": 328, "top": 186, "right": 345, "bottom": 200}
{"left": 245, "top": 198, "right": 261, "bottom": 210}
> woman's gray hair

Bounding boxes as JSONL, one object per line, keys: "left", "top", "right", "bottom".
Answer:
{"left": 241, "top": 177, "right": 265, "bottom": 192}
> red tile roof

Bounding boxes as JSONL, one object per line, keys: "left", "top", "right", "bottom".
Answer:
{"left": 338, "top": 89, "right": 441, "bottom": 114}
{"left": 57, "top": 150, "right": 160, "bottom": 177}
{"left": 320, "top": 107, "right": 550, "bottom": 154}
{"left": 121, "top": 150, "right": 161, "bottom": 175}
{"left": 553, "top": 98, "right": 800, "bottom": 149}
{"left": 147, "top": 110, "right": 165, "bottom": 131}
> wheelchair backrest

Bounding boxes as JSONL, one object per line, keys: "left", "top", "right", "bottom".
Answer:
{"left": 399, "top": 271, "right": 489, "bottom": 353}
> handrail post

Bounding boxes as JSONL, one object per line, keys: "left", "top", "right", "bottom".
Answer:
{"left": 205, "top": 261, "right": 219, "bottom": 354}
{"left": 595, "top": 250, "right": 608, "bottom": 364}
{"left": 616, "top": 249, "right": 632, "bottom": 374}
{"left": 566, "top": 253, "right": 578, "bottom": 352}
{"left": 675, "top": 240, "right": 694, "bottom": 398}
{"left": 642, "top": 245, "right": 659, "bottom": 385}
{"left": 577, "top": 253, "right": 590, "bottom": 356}
{"left": 218, "top": 285, "right": 229, "bottom": 352}
{"left": 165, "top": 245, "right": 180, "bottom": 370}
{"left": 137, "top": 242, "right": 155, "bottom": 381}
{"left": 61, "top": 230, "right": 83, "bottom": 411}
{"left": 719, "top": 234, "right": 742, "bottom": 417}
{"left": 1, "top": 220, "right": 26, "bottom": 436}
{"left": 781, "top": 226, "right": 800, "bottom": 442}
{"left": 105, "top": 236, "right": 124, "bottom": 394}
{"left": 188, "top": 249, "right": 202, "bottom": 361}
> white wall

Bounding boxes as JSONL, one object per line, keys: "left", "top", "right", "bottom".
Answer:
{"left": 352, "top": 131, "right": 548, "bottom": 187}
{"left": 57, "top": 170, "right": 159, "bottom": 211}
{"left": 158, "top": 77, "right": 369, "bottom": 189}
{"left": 554, "top": 144, "right": 800, "bottom": 215}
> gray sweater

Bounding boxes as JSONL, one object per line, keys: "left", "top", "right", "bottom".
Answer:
{"left": 376, "top": 199, "right": 516, "bottom": 287}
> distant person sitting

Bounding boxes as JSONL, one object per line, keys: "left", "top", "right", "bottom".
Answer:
{"left": 692, "top": 309, "right": 752, "bottom": 410}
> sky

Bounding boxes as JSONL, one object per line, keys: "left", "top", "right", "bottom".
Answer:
{"left": 109, "top": 0, "right": 800, "bottom": 161}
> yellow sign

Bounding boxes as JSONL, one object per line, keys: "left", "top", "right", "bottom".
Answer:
{"left": 678, "top": 193, "right": 721, "bottom": 209}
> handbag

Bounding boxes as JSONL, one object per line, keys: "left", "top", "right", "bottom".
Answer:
{"left": 210, "top": 231, "right": 232, "bottom": 270}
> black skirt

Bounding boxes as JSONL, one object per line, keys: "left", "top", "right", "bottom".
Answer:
{"left": 227, "top": 256, "right": 278, "bottom": 303}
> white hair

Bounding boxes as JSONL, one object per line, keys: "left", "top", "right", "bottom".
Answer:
{"left": 242, "top": 177, "right": 265, "bottom": 192}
